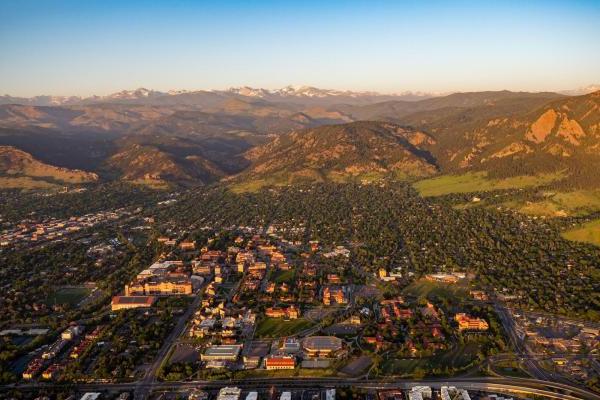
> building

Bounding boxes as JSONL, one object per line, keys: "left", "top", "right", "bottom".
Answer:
{"left": 280, "top": 337, "right": 301, "bottom": 353}
{"left": 80, "top": 394, "right": 101, "bottom": 400}
{"left": 111, "top": 296, "right": 156, "bottom": 311}
{"left": 455, "top": 313, "right": 489, "bottom": 331}
{"left": 409, "top": 386, "right": 432, "bottom": 400}
{"left": 326, "top": 389, "right": 336, "bottom": 400}
{"left": 425, "top": 273, "right": 459, "bottom": 284}
{"left": 180, "top": 241, "right": 196, "bottom": 250}
{"left": 201, "top": 344, "right": 242, "bottom": 362}
{"left": 302, "top": 336, "right": 343, "bottom": 357}
{"left": 265, "top": 306, "right": 300, "bottom": 319}
{"left": 217, "top": 387, "right": 241, "bottom": 400}
{"left": 42, "top": 363, "right": 61, "bottom": 380}
{"left": 441, "top": 387, "right": 471, "bottom": 400}
{"left": 61, "top": 325, "right": 83, "bottom": 340}
{"left": 42, "top": 339, "right": 68, "bottom": 359}
{"left": 323, "top": 286, "right": 347, "bottom": 305}
{"left": 265, "top": 356, "right": 295, "bottom": 370}
{"left": 470, "top": 290, "right": 489, "bottom": 301}
{"left": 125, "top": 276, "right": 192, "bottom": 296}
{"left": 245, "top": 393, "right": 258, "bottom": 400}
{"left": 280, "top": 392, "right": 291, "bottom": 400}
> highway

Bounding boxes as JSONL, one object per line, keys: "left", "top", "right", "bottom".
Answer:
{"left": 5, "top": 376, "right": 600, "bottom": 400}
{"left": 492, "top": 298, "right": 554, "bottom": 381}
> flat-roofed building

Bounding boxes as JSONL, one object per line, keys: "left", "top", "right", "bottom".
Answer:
{"left": 145, "top": 276, "right": 192, "bottom": 295}
{"left": 180, "top": 241, "right": 196, "bottom": 250}
{"left": 61, "top": 325, "right": 83, "bottom": 340}
{"left": 409, "top": 386, "right": 432, "bottom": 400}
{"left": 217, "top": 387, "right": 241, "bottom": 400}
{"left": 302, "top": 336, "right": 342, "bottom": 357}
{"left": 80, "top": 393, "right": 101, "bottom": 400}
{"left": 201, "top": 344, "right": 242, "bottom": 362}
{"left": 125, "top": 276, "right": 192, "bottom": 296}
{"left": 265, "top": 356, "right": 295, "bottom": 370}
{"left": 441, "top": 387, "right": 471, "bottom": 400}
{"left": 111, "top": 296, "right": 156, "bottom": 311}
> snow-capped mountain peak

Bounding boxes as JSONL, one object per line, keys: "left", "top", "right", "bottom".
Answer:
{"left": 227, "top": 86, "right": 271, "bottom": 97}
{"left": 107, "top": 88, "right": 163, "bottom": 99}
{"left": 559, "top": 84, "right": 600, "bottom": 96}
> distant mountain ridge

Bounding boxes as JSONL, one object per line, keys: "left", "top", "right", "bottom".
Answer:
{"left": 3, "top": 84, "right": 596, "bottom": 108}
{"left": 0, "top": 85, "right": 436, "bottom": 107}
{"left": 0, "top": 89, "right": 598, "bottom": 189}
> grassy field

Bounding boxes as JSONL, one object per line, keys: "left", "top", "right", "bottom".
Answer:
{"left": 46, "top": 287, "right": 91, "bottom": 306}
{"left": 413, "top": 172, "right": 561, "bottom": 197}
{"left": 510, "top": 189, "right": 600, "bottom": 217}
{"left": 381, "top": 358, "right": 428, "bottom": 375}
{"left": 255, "top": 318, "right": 313, "bottom": 338}
{"left": 381, "top": 343, "right": 480, "bottom": 376}
{"left": 562, "top": 219, "right": 600, "bottom": 247}
{"left": 0, "top": 176, "right": 60, "bottom": 190}
{"left": 402, "top": 279, "right": 469, "bottom": 303}
{"left": 272, "top": 269, "right": 295, "bottom": 284}
{"left": 492, "top": 355, "right": 531, "bottom": 378}
{"left": 432, "top": 343, "right": 480, "bottom": 368}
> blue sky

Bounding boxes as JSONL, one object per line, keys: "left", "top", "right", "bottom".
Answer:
{"left": 1, "top": 0, "right": 599, "bottom": 96}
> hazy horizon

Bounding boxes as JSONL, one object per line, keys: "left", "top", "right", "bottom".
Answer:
{"left": 1, "top": 0, "right": 600, "bottom": 97}
{"left": 2, "top": 83, "right": 600, "bottom": 99}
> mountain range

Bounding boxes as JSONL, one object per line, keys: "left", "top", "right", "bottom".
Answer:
{"left": 0, "top": 86, "right": 434, "bottom": 108}
{"left": 0, "top": 86, "right": 599, "bottom": 189}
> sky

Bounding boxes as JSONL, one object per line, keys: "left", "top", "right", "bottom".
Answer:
{"left": 1, "top": 0, "right": 599, "bottom": 97}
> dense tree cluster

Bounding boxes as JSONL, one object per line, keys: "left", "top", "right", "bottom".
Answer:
{"left": 156, "top": 182, "right": 600, "bottom": 320}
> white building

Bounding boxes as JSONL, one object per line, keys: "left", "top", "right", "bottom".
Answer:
{"left": 441, "top": 387, "right": 471, "bottom": 400}
{"left": 411, "top": 386, "right": 431, "bottom": 399}
{"left": 217, "top": 387, "right": 242, "bottom": 400}
{"left": 280, "top": 392, "right": 291, "bottom": 400}
{"left": 245, "top": 392, "right": 258, "bottom": 400}
{"left": 80, "top": 394, "right": 101, "bottom": 400}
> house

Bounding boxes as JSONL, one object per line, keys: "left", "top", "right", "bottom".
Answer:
{"left": 180, "top": 241, "right": 196, "bottom": 251}
{"left": 470, "top": 290, "right": 489, "bottom": 301}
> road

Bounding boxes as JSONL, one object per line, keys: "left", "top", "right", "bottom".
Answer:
{"left": 6, "top": 376, "right": 600, "bottom": 400}
{"left": 133, "top": 293, "right": 203, "bottom": 400}
{"left": 493, "top": 299, "right": 553, "bottom": 381}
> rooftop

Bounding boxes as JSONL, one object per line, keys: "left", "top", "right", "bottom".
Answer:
{"left": 111, "top": 295, "right": 156, "bottom": 305}
{"left": 302, "top": 336, "right": 343, "bottom": 351}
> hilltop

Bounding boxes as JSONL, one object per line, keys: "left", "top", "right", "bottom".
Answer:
{"left": 0, "top": 146, "right": 98, "bottom": 188}
{"left": 236, "top": 121, "right": 438, "bottom": 187}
